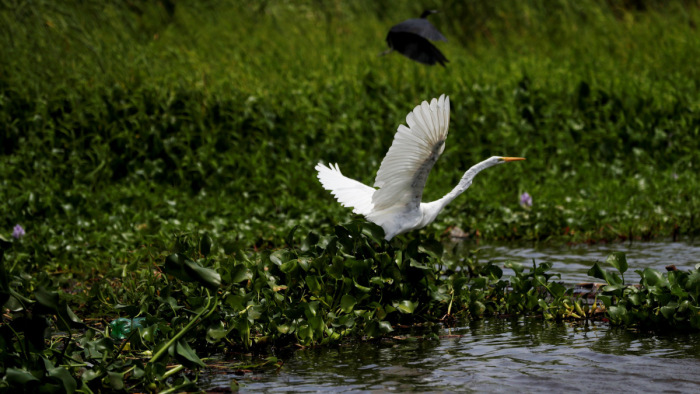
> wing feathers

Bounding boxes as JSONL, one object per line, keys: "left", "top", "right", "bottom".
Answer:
{"left": 372, "top": 94, "right": 451, "bottom": 211}
{"left": 316, "top": 163, "right": 376, "bottom": 215}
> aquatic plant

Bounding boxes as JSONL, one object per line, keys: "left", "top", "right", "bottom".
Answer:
{"left": 519, "top": 192, "right": 532, "bottom": 208}
{"left": 588, "top": 252, "right": 700, "bottom": 328}
{"left": 2, "top": 0, "right": 700, "bottom": 391}
{"left": 11, "top": 225, "right": 24, "bottom": 240}
{"left": 2, "top": 222, "right": 696, "bottom": 391}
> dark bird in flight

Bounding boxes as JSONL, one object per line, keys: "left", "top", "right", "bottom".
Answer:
{"left": 384, "top": 10, "right": 448, "bottom": 67}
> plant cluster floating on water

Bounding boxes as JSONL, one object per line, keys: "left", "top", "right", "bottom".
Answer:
{"left": 1, "top": 225, "right": 699, "bottom": 391}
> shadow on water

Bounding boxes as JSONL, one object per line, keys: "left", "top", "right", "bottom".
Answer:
{"left": 201, "top": 241, "right": 700, "bottom": 392}
{"left": 202, "top": 317, "right": 700, "bottom": 392}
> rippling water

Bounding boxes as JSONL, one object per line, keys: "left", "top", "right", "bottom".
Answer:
{"left": 201, "top": 241, "right": 700, "bottom": 392}
{"left": 202, "top": 318, "right": 700, "bottom": 392}
{"left": 457, "top": 240, "right": 700, "bottom": 283}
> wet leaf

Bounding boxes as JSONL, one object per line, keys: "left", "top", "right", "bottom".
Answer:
{"left": 606, "top": 252, "right": 628, "bottom": 276}
{"left": 641, "top": 268, "right": 668, "bottom": 288}
{"left": 176, "top": 339, "right": 207, "bottom": 367}
{"left": 340, "top": 294, "right": 356, "bottom": 313}
{"left": 107, "top": 371, "right": 124, "bottom": 391}
{"left": 230, "top": 265, "right": 253, "bottom": 283}
{"left": 394, "top": 300, "right": 418, "bottom": 314}
{"left": 5, "top": 368, "right": 39, "bottom": 385}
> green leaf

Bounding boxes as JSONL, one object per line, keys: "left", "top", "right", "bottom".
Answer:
{"left": 176, "top": 339, "right": 207, "bottom": 367}
{"left": 276, "top": 324, "right": 292, "bottom": 334}
{"left": 394, "top": 300, "right": 419, "bottom": 314}
{"left": 165, "top": 253, "right": 221, "bottom": 288}
{"left": 340, "top": 294, "right": 356, "bottom": 313}
{"left": 353, "top": 279, "right": 371, "bottom": 293}
{"left": 608, "top": 305, "right": 628, "bottom": 324}
{"left": 184, "top": 258, "right": 221, "bottom": 289}
{"left": 35, "top": 286, "right": 60, "bottom": 312}
{"left": 641, "top": 268, "right": 668, "bottom": 288}
{"left": 286, "top": 225, "right": 299, "bottom": 247}
{"left": 304, "top": 301, "right": 319, "bottom": 318}
{"left": 44, "top": 358, "right": 77, "bottom": 394}
{"left": 200, "top": 233, "right": 213, "bottom": 257}
{"left": 306, "top": 275, "right": 322, "bottom": 294}
{"left": 484, "top": 263, "right": 503, "bottom": 280}
{"left": 164, "top": 253, "right": 189, "bottom": 282}
{"left": 660, "top": 305, "right": 676, "bottom": 320}
{"left": 308, "top": 315, "right": 324, "bottom": 331}
{"left": 225, "top": 294, "right": 245, "bottom": 311}
{"left": 207, "top": 322, "right": 228, "bottom": 342}
{"left": 587, "top": 262, "right": 622, "bottom": 286}
{"left": 270, "top": 250, "right": 291, "bottom": 266}
{"left": 107, "top": 371, "right": 124, "bottom": 391}
{"left": 547, "top": 282, "right": 566, "bottom": 298}
{"left": 301, "top": 231, "right": 319, "bottom": 252}
{"left": 452, "top": 276, "right": 469, "bottom": 292}
{"left": 247, "top": 305, "right": 263, "bottom": 321}
{"left": 598, "top": 295, "right": 612, "bottom": 308}
{"left": 504, "top": 261, "right": 524, "bottom": 275}
{"left": 279, "top": 259, "right": 298, "bottom": 274}
{"left": 81, "top": 369, "right": 102, "bottom": 382}
{"left": 230, "top": 265, "right": 253, "bottom": 283}
{"left": 409, "top": 259, "right": 431, "bottom": 270}
{"left": 470, "top": 300, "right": 486, "bottom": 316}
{"left": 326, "top": 256, "right": 344, "bottom": 280}
{"left": 378, "top": 321, "right": 393, "bottom": 333}
{"left": 606, "top": 252, "right": 628, "bottom": 275}
{"left": 5, "top": 368, "right": 39, "bottom": 385}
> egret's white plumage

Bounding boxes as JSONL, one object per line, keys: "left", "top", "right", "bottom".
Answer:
{"left": 316, "top": 94, "right": 524, "bottom": 240}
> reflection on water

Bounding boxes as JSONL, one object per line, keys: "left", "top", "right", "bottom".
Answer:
{"left": 455, "top": 240, "right": 700, "bottom": 283}
{"left": 201, "top": 242, "right": 700, "bottom": 392}
{"left": 202, "top": 318, "right": 700, "bottom": 392}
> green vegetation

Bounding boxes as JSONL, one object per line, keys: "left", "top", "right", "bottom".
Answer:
{"left": 2, "top": 0, "right": 700, "bottom": 391}
{"left": 3, "top": 224, "right": 700, "bottom": 391}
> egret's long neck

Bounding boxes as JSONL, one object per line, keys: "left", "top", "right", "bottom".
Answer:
{"left": 423, "top": 157, "right": 501, "bottom": 217}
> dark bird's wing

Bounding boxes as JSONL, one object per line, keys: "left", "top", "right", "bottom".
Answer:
{"left": 386, "top": 32, "right": 448, "bottom": 66}
{"left": 389, "top": 18, "right": 447, "bottom": 42}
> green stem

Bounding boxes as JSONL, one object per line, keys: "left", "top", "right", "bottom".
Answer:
{"left": 148, "top": 288, "right": 214, "bottom": 364}
{"left": 162, "top": 364, "right": 185, "bottom": 380}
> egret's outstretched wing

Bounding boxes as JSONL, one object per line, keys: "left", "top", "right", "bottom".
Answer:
{"left": 372, "top": 95, "right": 450, "bottom": 211}
{"left": 316, "top": 163, "right": 376, "bottom": 215}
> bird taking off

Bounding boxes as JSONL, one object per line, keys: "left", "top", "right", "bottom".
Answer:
{"left": 316, "top": 95, "right": 525, "bottom": 240}
{"left": 384, "top": 10, "right": 448, "bottom": 67}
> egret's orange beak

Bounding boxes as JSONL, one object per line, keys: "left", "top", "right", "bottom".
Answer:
{"left": 502, "top": 157, "right": 526, "bottom": 162}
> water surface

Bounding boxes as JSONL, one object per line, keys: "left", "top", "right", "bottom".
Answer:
{"left": 458, "top": 240, "right": 700, "bottom": 283}
{"left": 201, "top": 241, "right": 700, "bottom": 392}
{"left": 203, "top": 318, "right": 700, "bottom": 392}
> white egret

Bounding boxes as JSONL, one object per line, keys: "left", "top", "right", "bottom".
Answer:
{"left": 316, "top": 94, "right": 524, "bottom": 240}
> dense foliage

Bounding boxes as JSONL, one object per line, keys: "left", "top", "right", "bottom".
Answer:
{"left": 3, "top": 225, "right": 699, "bottom": 391}
{"left": 2, "top": 0, "right": 700, "bottom": 391}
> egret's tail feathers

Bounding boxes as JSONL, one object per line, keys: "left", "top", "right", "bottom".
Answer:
{"left": 315, "top": 162, "right": 376, "bottom": 216}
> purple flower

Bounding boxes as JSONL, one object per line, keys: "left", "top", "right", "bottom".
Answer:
{"left": 12, "top": 224, "right": 25, "bottom": 239}
{"left": 520, "top": 192, "right": 532, "bottom": 208}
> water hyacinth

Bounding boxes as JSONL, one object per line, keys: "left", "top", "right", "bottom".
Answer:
{"left": 520, "top": 192, "right": 532, "bottom": 208}
{"left": 12, "top": 224, "right": 25, "bottom": 239}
